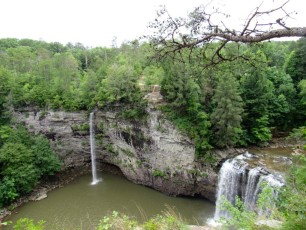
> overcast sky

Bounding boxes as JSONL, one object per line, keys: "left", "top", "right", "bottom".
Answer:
{"left": 0, "top": 0, "right": 304, "bottom": 47}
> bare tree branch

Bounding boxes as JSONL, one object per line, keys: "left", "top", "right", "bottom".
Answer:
{"left": 146, "top": 0, "right": 305, "bottom": 66}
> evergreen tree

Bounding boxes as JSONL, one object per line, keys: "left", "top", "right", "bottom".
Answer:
{"left": 161, "top": 63, "right": 188, "bottom": 111}
{"left": 210, "top": 74, "right": 244, "bottom": 148}
{"left": 240, "top": 68, "right": 274, "bottom": 144}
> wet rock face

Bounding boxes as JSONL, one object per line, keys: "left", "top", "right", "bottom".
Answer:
{"left": 13, "top": 106, "right": 241, "bottom": 202}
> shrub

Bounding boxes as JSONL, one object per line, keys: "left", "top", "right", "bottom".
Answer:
{"left": 13, "top": 218, "right": 45, "bottom": 230}
{"left": 152, "top": 169, "right": 166, "bottom": 178}
{"left": 0, "top": 126, "right": 61, "bottom": 207}
{"left": 97, "top": 211, "right": 137, "bottom": 230}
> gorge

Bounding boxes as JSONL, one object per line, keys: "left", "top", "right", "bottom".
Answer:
{"left": 12, "top": 105, "right": 294, "bottom": 211}
{"left": 14, "top": 105, "right": 232, "bottom": 202}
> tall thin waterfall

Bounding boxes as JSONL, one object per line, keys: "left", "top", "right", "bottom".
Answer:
{"left": 214, "top": 153, "right": 283, "bottom": 220}
{"left": 90, "top": 112, "right": 100, "bottom": 185}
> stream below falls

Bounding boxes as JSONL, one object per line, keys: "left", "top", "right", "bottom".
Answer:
{"left": 5, "top": 172, "right": 215, "bottom": 229}
{"left": 5, "top": 147, "right": 297, "bottom": 229}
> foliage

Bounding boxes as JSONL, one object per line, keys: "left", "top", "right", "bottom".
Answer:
{"left": 240, "top": 66, "right": 273, "bottom": 144}
{"left": 142, "top": 65, "right": 164, "bottom": 86}
{"left": 0, "top": 67, "right": 11, "bottom": 125}
{"left": 13, "top": 218, "right": 45, "bottom": 230}
{"left": 219, "top": 195, "right": 257, "bottom": 229}
{"left": 278, "top": 155, "right": 306, "bottom": 229}
{"left": 152, "top": 169, "right": 166, "bottom": 178}
{"left": 200, "top": 152, "right": 218, "bottom": 167}
{"left": 0, "top": 142, "right": 39, "bottom": 194}
{"left": 97, "top": 63, "right": 142, "bottom": 105}
{"left": 285, "top": 38, "right": 306, "bottom": 87}
{"left": 288, "top": 126, "right": 306, "bottom": 149}
{"left": 31, "top": 136, "right": 61, "bottom": 176}
{"left": 97, "top": 211, "right": 137, "bottom": 230}
{"left": 161, "top": 106, "right": 212, "bottom": 158}
{"left": 13, "top": 211, "right": 188, "bottom": 230}
{"left": 0, "top": 126, "right": 61, "bottom": 207}
{"left": 265, "top": 67, "right": 297, "bottom": 129}
{"left": 210, "top": 74, "right": 243, "bottom": 148}
{"left": 71, "top": 123, "right": 90, "bottom": 132}
{"left": 299, "top": 80, "right": 306, "bottom": 110}
{"left": 142, "top": 212, "right": 188, "bottom": 230}
{"left": 218, "top": 182, "right": 282, "bottom": 229}
{"left": 118, "top": 105, "right": 147, "bottom": 120}
{"left": 250, "top": 115, "right": 272, "bottom": 144}
{"left": 0, "top": 177, "right": 19, "bottom": 206}
{"left": 97, "top": 210, "right": 188, "bottom": 230}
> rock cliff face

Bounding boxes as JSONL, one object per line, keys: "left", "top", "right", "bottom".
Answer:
{"left": 14, "top": 106, "right": 244, "bottom": 202}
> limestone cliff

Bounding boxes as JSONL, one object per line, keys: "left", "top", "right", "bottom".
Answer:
{"left": 14, "top": 106, "right": 244, "bottom": 202}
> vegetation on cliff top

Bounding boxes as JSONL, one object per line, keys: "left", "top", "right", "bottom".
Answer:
{"left": 0, "top": 38, "right": 305, "bottom": 155}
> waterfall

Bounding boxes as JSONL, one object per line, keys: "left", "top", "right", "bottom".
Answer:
{"left": 244, "top": 167, "right": 261, "bottom": 210}
{"left": 214, "top": 158, "right": 248, "bottom": 219}
{"left": 214, "top": 153, "right": 283, "bottom": 220}
{"left": 90, "top": 112, "right": 100, "bottom": 185}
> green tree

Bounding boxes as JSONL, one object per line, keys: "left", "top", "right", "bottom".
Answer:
{"left": 0, "top": 177, "right": 19, "bottom": 206}
{"left": 0, "top": 38, "right": 19, "bottom": 50}
{"left": 0, "top": 127, "right": 61, "bottom": 206}
{"left": 6, "top": 46, "right": 36, "bottom": 73}
{"left": 266, "top": 67, "right": 297, "bottom": 129}
{"left": 261, "top": 41, "right": 292, "bottom": 68}
{"left": 78, "top": 69, "right": 99, "bottom": 109}
{"left": 211, "top": 74, "right": 243, "bottom": 148}
{"left": 285, "top": 38, "right": 306, "bottom": 87}
{"left": 97, "top": 63, "right": 142, "bottom": 106}
{"left": 240, "top": 67, "right": 274, "bottom": 144}
{"left": 142, "top": 65, "right": 164, "bottom": 86}
{"left": 0, "top": 142, "right": 39, "bottom": 194}
{"left": 32, "top": 136, "right": 61, "bottom": 177}
{"left": 161, "top": 62, "right": 212, "bottom": 157}
{"left": 161, "top": 63, "right": 191, "bottom": 112}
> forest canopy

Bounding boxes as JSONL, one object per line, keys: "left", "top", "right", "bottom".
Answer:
{"left": 0, "top": 37, "right": 305, "bottom": 154}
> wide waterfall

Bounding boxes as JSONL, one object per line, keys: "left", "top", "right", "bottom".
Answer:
{"left": 214, "top": 153, "right": 284, "bottom": 220}
{"left": 90, "top": 112, "right": 101, "bottom": 185}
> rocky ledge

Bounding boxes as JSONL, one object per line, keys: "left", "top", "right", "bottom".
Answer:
{"left": 14, "top": 105, "right": 245, "bottom": 202}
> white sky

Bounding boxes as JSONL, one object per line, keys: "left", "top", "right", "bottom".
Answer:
{"left": 0, "top": 0, "right": 304, "bottom": 47}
